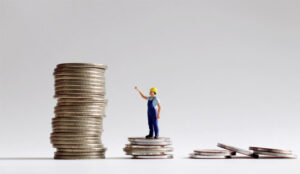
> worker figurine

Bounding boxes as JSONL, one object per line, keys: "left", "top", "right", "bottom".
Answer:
{"left": 134, "top": 86, "right": 161, "bottom": 139}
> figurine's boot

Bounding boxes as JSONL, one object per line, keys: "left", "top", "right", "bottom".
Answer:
{"left": 145, "top": 135, "right": 153, "bottom": 139}
{"left": 154, "top": 136, "right": 159, "bottom": 139}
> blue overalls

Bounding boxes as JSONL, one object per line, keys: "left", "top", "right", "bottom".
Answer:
{"left": 147, "top": 97, "right": 159, "bottom": 137}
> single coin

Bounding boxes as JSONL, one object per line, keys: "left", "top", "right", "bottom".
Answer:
{"left": 129, "top": 152, "right": 167, "bottom": 156}
{"left": 132, "top": 155, "right": 173, "bottom": 159}
{"left": 194, "top": 149, "right": 232, "bottom": 156}
{"left": 56, "top": 63, "right": 107, "bottom": 69}
{"left": 55, "top": 109, "right": 105, "bottom": 113}
{"left": 123, "top": 147, "right": 173, "bottom": 153}
{"left": 217, "top": 143, "right": 258, "bottom": 158}
{"left": 52, "top": 117, "right": 103, "bottom": 120}
{"left": 128, "top": 137, "right": 170, "bottom": 141}
{"left": 55, "top": 78, "right": 105, "bottom": 83}
{"left": 54, "top": 67, "right": 106, "bottom": 72}
{"left": 52, "top": 128, "right": 103, "bottom": 133}
{"left": 55, "top": 86, "right": 105, "bottom": 91}
{"left": 51, "top": 133, "right": 101, "bottom": 137}
{"left": 55, "top": 151, "right": 105, "bottom": 156}
{"left": 190, "top": 154, "right": 230, "bottom": 159}
{"left": 54, "top": 74, "right": 105, "bottom": 79}
{"left": 56, "top": 147, "right": 106, "bottom": 153}
{"left": 56, "top": 103, "right": 106, "bottom": 106}
{"left": 55, "top": 91, "right": 105, "bottom": 95}
{"left": 51, "top": 140, "right": 101, "bottom": 145}
{"left": 126, "top": 145, "right": 166, "bottom": 149}
{"left": 57, "top": 98, "right": 107, "bottom": 103}
{"left": 55, "top": 111, "right": 105, "bottom": 115}
{"left": 54, "top": 144, "right": 104, "bottom": 149}
{"left": 54, "top": 71, "right": 105, "bottom": 76}
{"left": 54, "top": 94, "right": 105, "bottom": 98}
{"left": 253, "top": 151, "right": 297, "bottom": 158}
{"left": 249, "top": 146, "right": 292, "bottom": 154}
{"left": 51, "top": 136, "right": 100, "bottom": 141}
{"left": 130, "top": 141, "right": 172, "bottom": 146}
{"left": 54, "top": 155, "right": 105, "bottom": 159}
{"left": 55, "top": 113, "right": 105, "bottom": 117}
{"left": 52, "top": 125, "right": 102, "bottom": 130}
{"left": 52, "top": 122, "right": 102, "bottom": 127}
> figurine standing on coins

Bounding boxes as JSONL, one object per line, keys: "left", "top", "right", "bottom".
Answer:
{"left": 134, "top": 86, "right": 161, "bottom": 139}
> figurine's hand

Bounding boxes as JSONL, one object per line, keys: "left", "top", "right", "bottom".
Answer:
{"left": 157, "top": 114, "right": 160, "bottom": 119}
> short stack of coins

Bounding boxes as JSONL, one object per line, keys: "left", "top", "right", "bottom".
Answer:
{"left": 190, "top": 149, "right": 235, "bottom": 159}
{"left": 50, "top": 63, "right": 107, "bottom": 159}
{"left": 123, "top": 137, "right": 173, "bottom": 159}
{"left": 250, "top": 146, "right": 297, "bottom": 159}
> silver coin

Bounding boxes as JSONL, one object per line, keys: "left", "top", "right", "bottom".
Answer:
{"left": 126, "top": 144, "right": 166, "bottom": 149}
{"left": 56, "top": 63, "right": 107, "bottom": 69}
{"left": 190, "top": 154, "right": 230, "bottom": 159}
{"left": 54, "top": 144, "right": 105, "bottom": 149}
{"left": 57, "top": 98, "right": 107, "bottom": 103}
{"left": 57, "top": 147, "right": 106, "bottom": 153}
{"left": 51, "top": 140, "right": 102, "bottom": 145}
{"left": 54, "top": 94, "right": 105, "bottom": 99}
{"left": 52, "top": 117, "right": 103, "bottom": 122}
{"left": 217, "top": 143, "right": 258, "bottom": 158}
{"left": 133, "top": 155, "right": 173, "bottom": 159}
{"left": 253, "top": 151, "right": 297, "bottom": 158}
{"left": 249, "top": 146, "right": 292, "bottom": 154}
{"left": 194, "top": 149, "right": 232, "bottom": 156}
{"left": 54, "top": 155, "right": 105, "bottom": 159}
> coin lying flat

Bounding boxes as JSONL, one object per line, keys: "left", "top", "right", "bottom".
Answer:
{"left": 217, "top": 143, "right": 258, "bottom": 158}
{"left": 51, "top": 136, "right": 100, "bottom": 141}
{"left": 54, "top": 155, "right": 105, "bottom": 159}
{"left": 51, "top": 140, "right": 102, "bottom": 145}
{"left": 54, "top": 144, "right": 105, "bottom": 149}
{"left": 253, "top": 151, "right": 297, "bottom": 158}
{"left": 124, "top": 147, "right": 173, "bottom": 153}
{"left": 51, "top": 133, "right": 101, "bottom": 137}
{"left": 128, "top": 152, "right": 167, "bottom": 156}
{"left": 249, "top": 146, "right": 292, "bottom": 154}
{"left": 55, "top": 113, "right": 105, "bottom": 117}
{"left": 126, "top": 145, "right": 166, "bottom": 149}
{"left": 57, "top": 147, "right": 106, "bottom": 153}
{"left": 56, "top": 63, "right": 107, "bottom": 69}
{"left": 190, "top": 154, "right": 231, "bottom": 159}
{"left": 55, "top": 151, "right": 105, "bottom": 156}
{"left": 133, "top": 155, "right": 173, "bottom": 159}
{"left": 194, "top": 149, "right": 232, "bottom": 156}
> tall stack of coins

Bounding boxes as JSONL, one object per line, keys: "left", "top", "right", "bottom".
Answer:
{"left": 123, "top": 137, "right": 174, "bottom": 159}
{"left": 50, "top": 63, "right": 107, "bottom": 159}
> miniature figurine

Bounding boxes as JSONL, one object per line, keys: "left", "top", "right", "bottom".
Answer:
{"left": 134, "top": 86, "right": 161, "bottom": 139}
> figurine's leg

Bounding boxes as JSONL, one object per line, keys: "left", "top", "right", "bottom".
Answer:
{"left": 153, "top": 117, "right": 159, "bottom": 137}
{"left": 148, "top": 114, "right": 154, "bottom": 137}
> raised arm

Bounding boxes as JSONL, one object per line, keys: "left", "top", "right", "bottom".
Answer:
{"left": 134, "top": 86, "right": 148, "bottom": 100}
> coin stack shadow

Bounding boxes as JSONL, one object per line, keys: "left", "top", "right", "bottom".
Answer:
{"left": 50, "top": 63, "right": 107, "bottom": 159}
{"left": 123, "top": 137, "right": 174, "bottom": 159}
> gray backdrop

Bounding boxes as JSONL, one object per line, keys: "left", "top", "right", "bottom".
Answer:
{"left": 0, "top": 0, "right": 299, "bottom": 173}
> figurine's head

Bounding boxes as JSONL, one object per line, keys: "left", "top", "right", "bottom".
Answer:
{"left": 149, "top": 87, "right": 158, "bottom": 97}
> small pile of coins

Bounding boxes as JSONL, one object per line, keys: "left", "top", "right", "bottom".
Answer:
{"left": 190, "top": 149, "right": 235, "bottom": 159}
{"left": 50, "top": 63, "right": 108, "bottom": 159}
{"left": 190, "top": 143, "right": 296, "bottom": 159}
{"left": 123, "top": 137, "right": 174, "bottom": 159}
{"left": 250, "top": 146, "right": 296, "bottom": 158}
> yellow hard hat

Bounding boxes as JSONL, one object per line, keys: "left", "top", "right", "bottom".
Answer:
{"left": 150, "top": 87, "right": 158, "bottom": 94}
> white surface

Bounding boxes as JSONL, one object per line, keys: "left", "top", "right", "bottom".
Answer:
{"left": 0, "top": 157, "right": 299, "bottom": 174}
{"left": 0, "top": 0, "right": 300, "bottom": 173}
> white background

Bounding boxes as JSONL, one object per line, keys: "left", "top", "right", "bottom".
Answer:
{"left": 0, "top": 0, "right": 299, "bottom": 173}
